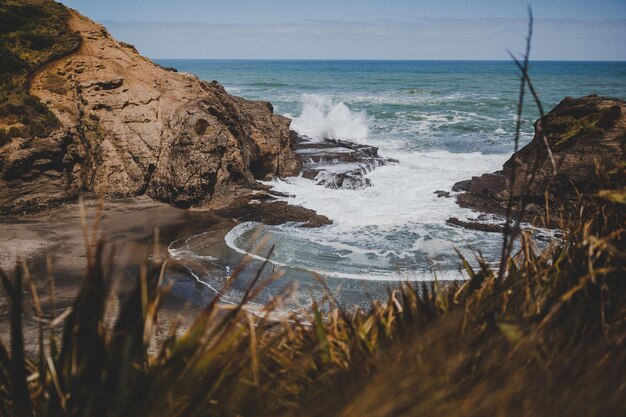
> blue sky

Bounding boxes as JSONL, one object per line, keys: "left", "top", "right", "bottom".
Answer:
{"left": 60, "top": 0, "right": 626, "bottom": 60}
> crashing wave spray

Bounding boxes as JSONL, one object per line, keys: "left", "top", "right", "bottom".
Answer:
{"left": 289, "top": 94, "right": 369, "bottom": 142}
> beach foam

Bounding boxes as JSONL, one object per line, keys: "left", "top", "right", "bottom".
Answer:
{"left": 220, "top": 147, "right": 510, "bottom": 281}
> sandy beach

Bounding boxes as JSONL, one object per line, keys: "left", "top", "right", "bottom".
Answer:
{"left": 0, "top": 195, "right": 238, "bottom": 352}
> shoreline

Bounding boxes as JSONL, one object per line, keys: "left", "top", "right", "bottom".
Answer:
{"left": 0, "top": 192, "right": 334, "bottom": 351}
{"left": 0, "top": 190, "right": 468, "bottom": 353}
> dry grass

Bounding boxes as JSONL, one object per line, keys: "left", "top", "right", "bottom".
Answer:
{"left": 0, "top": 5, "right": 624, "bottom": 417}
{"left": 0, "top": 188, "right": 623, "bottom": 417}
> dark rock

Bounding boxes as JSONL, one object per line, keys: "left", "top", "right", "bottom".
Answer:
{"left": 434, "top": 190, "right": 450, "bottom": 198}
{"left": 217, "top": 200, "right": 332, "bottom": 228}
{"left": 446, "top": 217, "right": 505, "bottom": 233}
{"left": 268, "top": 190, "right": 294, "bottom": 198}
{"left": 292, "top": 133, "right": 395, "bottom": 190}
{"left": 453, "top": 95, "right": 626, "bottom": 224}
{"left": 452, "top": 180, "right": 471, "bottom": 192}
{"left": 467, "top": 173, "right": 506, "bottom": 196}
{"left": 249, "top": 192, "right": 277, "bottom": 201}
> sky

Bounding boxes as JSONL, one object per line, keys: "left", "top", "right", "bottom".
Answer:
{"left": 60, "top": 0, "right": 626, "bottom": 60}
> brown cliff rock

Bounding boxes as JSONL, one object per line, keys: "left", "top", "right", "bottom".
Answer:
{"left": 453, "top": 95, "right": 626, "bottom": 222}
{"left": 0, "top": 9, "right": 299, "bottom": 214}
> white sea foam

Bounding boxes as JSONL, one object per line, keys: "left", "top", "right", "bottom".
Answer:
{"left": 221, "top": 96, "right": 513, "bottom": 281}
{"left": 224, "top": 223, "right": 469, "bottom": 282}
{"left": 265, "top": 149, "right": 508, "bottom": 230}
{"left": 288, "top": 94, "right": 369, "bottom": 142}
{"left": 221, "top": 146, "right": 511, "bottom": 281}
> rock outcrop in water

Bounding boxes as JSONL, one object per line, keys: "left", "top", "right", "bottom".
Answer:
{"left": 453, "top": 95, "right": 626, "bottom": 222}
{"left": 0, "top": 8, "right": 299, "bottom": 214}
{"left": 292, "top": 132, "right": 395, "bottom": 189}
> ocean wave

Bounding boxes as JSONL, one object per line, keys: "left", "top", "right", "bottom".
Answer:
{"left": 224, "top": 222, "right": 471, "bottom": 282}
{"left": 243, "top": 81, "right": 293, "bottom": 88}
{"left": 239, "top": 150, "right": 509, "bottom": 278}
{"left": 289, "top": 94, "right": 370, "bottom": 142}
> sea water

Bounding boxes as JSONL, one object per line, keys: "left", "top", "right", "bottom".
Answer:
{"left": 157, "top": 60, "right": 626, "bottom": 307}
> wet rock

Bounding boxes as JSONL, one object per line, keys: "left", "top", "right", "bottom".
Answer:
{"left": 267, "top": 190, "right": 294, "bottom": 198}
{"left": 434, "top": 190, "right": 450, "bottom": 198}
{"left": 217, "top": 200, "right": 332, "bottom": 228}
{"left": 446, "top": 217, "right": 505, "bottom": 233}
{"left": 292, "top": 133, "right": 395, "bottom": 190}
{"left": 451, "top": 179, "right": 471, "bottom": 192}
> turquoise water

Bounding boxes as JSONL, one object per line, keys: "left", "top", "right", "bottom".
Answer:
{"left": 158, "top": 60, "right": 626, "bottom": 307}
{"left": 157, "top": 60, "right": 626, "bottom": 153}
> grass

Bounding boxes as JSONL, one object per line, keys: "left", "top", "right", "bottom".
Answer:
{"left": 0, "top": 4, "right": 624, "bottom": 417}
{"left": 0, "top": 149, "right": 624, "bottom": 417}
{"left": 0, "top": 182, "right": 623, "bottom": 417}
{"left": 0, "top": 0, "right": 80, "bottom": 145}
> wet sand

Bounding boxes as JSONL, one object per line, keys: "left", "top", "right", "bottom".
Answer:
{"left": 0, "top": 195, "right": 237, "bottom": 353}
{"left": 0, "top": 191, "right": 335, "bottom": 353}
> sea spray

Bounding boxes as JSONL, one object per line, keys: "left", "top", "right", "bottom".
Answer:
{"left": 236, "top": 95, "right": 511, "bottom": 280}
{"left": 148, "top": 60, "right": 625, "bottom": 296}
{"left": 289, "top": 94, "right": 369, "bottom": 142}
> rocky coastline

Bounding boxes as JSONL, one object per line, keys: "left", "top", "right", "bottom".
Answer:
{"left": 446, "top": 95, "right": 625, "bottom": 230}
{"left": 0, "top": 6, "right": 393, "bottom": 227}
{"left": 2, "top": 4, "right": 624, "bottom": 274}
{"left": 0, "top": 5, "right": 397, "bottom": 284}
{"left": 1, "top": 8, "right": 301, "bottom": 215}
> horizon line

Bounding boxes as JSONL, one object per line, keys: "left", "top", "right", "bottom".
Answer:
{"left": 152, "top": 58, "right": 626, "bottom": 63}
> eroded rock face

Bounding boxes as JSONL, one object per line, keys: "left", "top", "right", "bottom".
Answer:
{"left": 454, "top": 95, "right": 626, "bottom": 220}
{"left": 293, "top": 133, "right": 395, "bottom": 189}
{"left": 0, "top": 10, "right": 299, "bottom": 214}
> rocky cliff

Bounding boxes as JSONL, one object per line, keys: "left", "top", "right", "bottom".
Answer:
{"left": 453, "top": 95, "right": 626, "bottom": 222}
{"left": 0, "top": 5, "right": 300, "bottom": 214}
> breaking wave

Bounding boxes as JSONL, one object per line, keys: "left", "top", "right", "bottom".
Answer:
{"left": 288, "top": 94, "right": 369, "bottom": 142}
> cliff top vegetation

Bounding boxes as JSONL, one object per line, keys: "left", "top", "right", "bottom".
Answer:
{"left": 0, "top": 0, "right": 80, "bottom": 145}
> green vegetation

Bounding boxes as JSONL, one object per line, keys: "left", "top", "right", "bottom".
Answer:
{"left": 0, "top": 0, "right": 80, "bottom": 146}
{"left": 0, "top": 183, "right": 623, "bottom": 417}
{"left": 0, "top": 5, "right": 623, "bottom": 417}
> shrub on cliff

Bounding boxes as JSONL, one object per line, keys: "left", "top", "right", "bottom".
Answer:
{"left": 0, "top": 0, "right": 80, "bottom": 143}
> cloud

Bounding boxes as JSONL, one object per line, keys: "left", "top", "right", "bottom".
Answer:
{"left": 100, "top": 17, "right": 626, "bottom": 60}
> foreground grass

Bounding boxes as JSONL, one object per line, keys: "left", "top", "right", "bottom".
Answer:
{"left": 0, "top": 2, "right": 624, "bottom": 416}
{"left": 0, "top": 190, "right": 624, "bottom": 417}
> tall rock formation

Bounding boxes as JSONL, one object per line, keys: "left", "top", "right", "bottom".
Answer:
{"left": 0, "top": 7, "right": 300, "bottom": 214}
{"left": 453, "top": 95, "right": 626, "bottom": 220}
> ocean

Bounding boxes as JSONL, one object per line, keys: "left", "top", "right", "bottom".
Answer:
{"left": 156, "top": 60, "right": 626, "bottom": 307}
